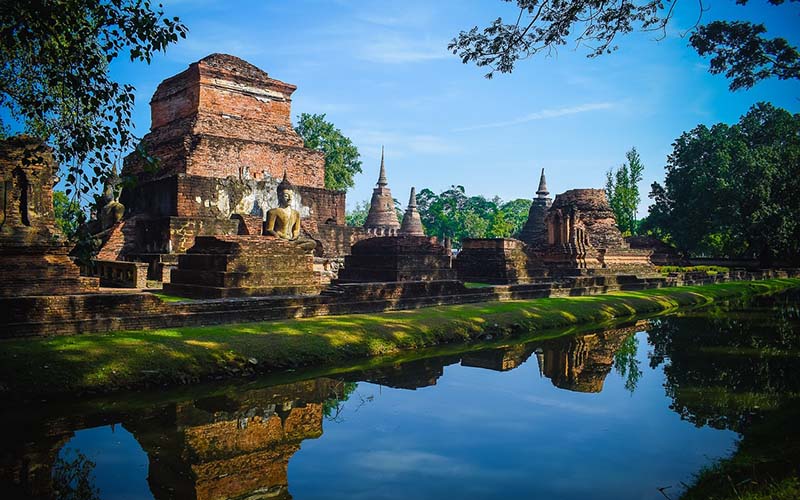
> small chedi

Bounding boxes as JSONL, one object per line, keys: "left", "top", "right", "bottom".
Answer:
{"left": 399, "top": 187, "right": 425, "bottom": 236}
{"left": 362, "top": 147, "right": 400, "bottom": 236}
{"left": 98, "top": 53, "right": 359, "bottom": 280}
{"left": 0, "top": 136, "right": 98, "bottom": 296}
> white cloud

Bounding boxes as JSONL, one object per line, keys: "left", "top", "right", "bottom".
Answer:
{"left": 353, "top": 450, "right": 474, "bottom": 477}
{"left": 351, "top": 129, "right": 458, "bottom": 157}
{"left": 454, "top": 102, "right": 616, "bottom": 132}
{"left": 357, "top": 37, "right": 449, "bottom": 64}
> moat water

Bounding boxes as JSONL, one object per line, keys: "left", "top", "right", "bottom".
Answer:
{"left": 2, "top": 291, "right": 799, "bottom": 499}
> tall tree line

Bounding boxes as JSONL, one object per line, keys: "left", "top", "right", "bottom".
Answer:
{"left": 643, "top": 102, "right": 800, "bottom": 265}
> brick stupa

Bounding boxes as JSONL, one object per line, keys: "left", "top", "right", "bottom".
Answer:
{"left": 518, "top": 168, "right": 551, "bottom": 248}
{"left": 399, "top": 187, "right": 425, "bottom": 236}
{"left": 363, "top": 148, "right": 400, "bottom": 236}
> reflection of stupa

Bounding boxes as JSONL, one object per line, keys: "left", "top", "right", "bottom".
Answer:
{"left": 347, "top": 355, "right": 461, "bottom": 390}
{"left": 130, "top": 378, "right": 341, "bottom": 500}
{"left": 461, "top": 344, "right": 536, "bottom": 372}
{"left": 539, "top": 328, "right": 633, "bottom": 393}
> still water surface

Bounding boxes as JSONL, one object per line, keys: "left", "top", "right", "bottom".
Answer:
{"left": 3, "top": 291, "right": 799, "bottom": 499}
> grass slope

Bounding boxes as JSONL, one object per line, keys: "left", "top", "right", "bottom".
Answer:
{"left": 0, "top": 279, "right": 797, "bottom": 399}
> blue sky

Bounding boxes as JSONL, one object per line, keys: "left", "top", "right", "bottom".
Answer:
{"left": 105, "top": 1, "right": 799, "bottom": 212}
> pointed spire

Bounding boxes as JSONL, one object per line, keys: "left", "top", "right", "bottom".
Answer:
{"left": 536, "top": 168, "right": 549, "bottom": 198}
{"left": 400, "top": 186, "right": 425, "bottom": 236}
{"left": 407, "top": 186, "right": 417, "bottom": 208}
{"left": 364, "top": 147, "right": 400, "bottom": 232}
{"left": 377, "top": 146, "right": 388, "bottom": 186}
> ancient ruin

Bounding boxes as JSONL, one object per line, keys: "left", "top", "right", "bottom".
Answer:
{"left": 163, "top": 235, "right": 319, "bottom": 298}
{"left": 399, "top": 187, "right": 425, "bottom": 236}
{"left": 0, "top": 136, "right": 98, "bottom": 296}
{"left": 517, "top": 168, "right": 551, "bottom": 248}
{"left": 336, "top": 235, "right": 455, "bottom": 283}
{"left": 100, "top": 54, "right": 358, "bottom": 280}
{"left": 457, "top": 169, "right": 655, "bottom": 282}
{"left": 362, "top": 147, "right": 400, "bottom": 236}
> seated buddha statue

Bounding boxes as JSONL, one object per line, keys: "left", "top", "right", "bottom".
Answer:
{"left": 264, "top": 173, "right": 317, "bottom": 252}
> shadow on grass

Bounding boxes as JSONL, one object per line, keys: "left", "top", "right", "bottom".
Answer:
{"left": 0, "top": 279, "right": 797, "bottom": 398}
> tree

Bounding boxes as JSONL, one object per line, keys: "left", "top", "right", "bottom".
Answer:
{"left": 449, "top": 1, "right": 799, "bottom": 90}
{"left": 345, "top": 200, "right": 369, "bottom": 227}
{"left": 499, "top": 198, "right": 532, "bottom": 236}
{"left": 295, "top": 113, "right": 362, "bottom": 191}
{"left": 647, "top": 102, "right": 800, "bottom": 264}
{"left": 53, "top": 190, "right": 85, "bottom": 240}
{"left": 605, "top": 147, "right": 645, "bottom": 235}
{"left": 0, "top": 1, "right": 187, "bottom": 197}
{"left": 415, "top": 186, "right": 531, "bottom": 246}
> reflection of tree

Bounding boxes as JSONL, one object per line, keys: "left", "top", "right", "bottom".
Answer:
{"left": 648, "top": 291, "right": 800, "bottom": 498}
{"left": 51, "top": 448, "right": 100, "bottom": 500}
{"left": 323, "top": 381, "right": 358, "bottom": 423}
{"left": 613, "top": 334, "right": 642, "bottom": 394}
{"left": 647, "top": 292, "right": 800, "bottom": 432}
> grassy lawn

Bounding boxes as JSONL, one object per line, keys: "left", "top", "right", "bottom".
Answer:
{"left": 0, "top": 279, "right": 797, "bottom": 399}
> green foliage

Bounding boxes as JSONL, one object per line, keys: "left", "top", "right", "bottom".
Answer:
{"left": 450, "top": 1, "right": 799, "bottom": 90}
{"left": 605, "top": 147, "right": 645, "bottom": 235}
{"left": 647, "top": 103, "right": 800, "bottom": 264}
{"left": 345, "top": 200, "right": 369, "bottom": 227}
{"left": 416, "top": 186, "right": 531, "bottom": 246}
{"left": 0, "top": 0, "right": 187, "bottom": 197}
{"left": 295, "top": 113, "right": 362, "bottom": 191}
{"left": 53, "top": 190, "right": 85, "bottom": 240}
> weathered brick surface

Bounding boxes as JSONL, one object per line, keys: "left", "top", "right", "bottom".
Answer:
{"left": 125, "top": 54, "right": 324, "bottom": 186}
{"left": 337, "top": 236, "right": 455, "bottom": 283}
{"left": 163, "top": 235, "right": 319, "bottom": 298}
{"left": 82, "top": 259, "right": 149, "bottom": 288}
{"left": 456, "top": 238, "right": 547, "bottom": 284}
{"left": 0, "top": 137, "right": 97, "bottom": 296}
{"left": 231, "top": 213, "right": 263, "bottom": 235}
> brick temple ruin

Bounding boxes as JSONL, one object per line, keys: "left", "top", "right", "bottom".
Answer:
{"left": 98, "top": 53, "right": 364, "bottom": 282}
{"left": 457, "top": 169, "right": 661, "bottom": 284}
{"left": 1, "top": 53, "right": 795, "bottom": 337}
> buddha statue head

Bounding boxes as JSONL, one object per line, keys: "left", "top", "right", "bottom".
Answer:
{"left": 277, "top": 171, "right": 294, "bottom": 208}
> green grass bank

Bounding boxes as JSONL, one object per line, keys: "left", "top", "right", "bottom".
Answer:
{"left": 1, "top": 279, "right": 797, "bottom": 399}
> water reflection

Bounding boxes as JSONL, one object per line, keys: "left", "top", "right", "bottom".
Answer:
{"left": 1, "top": 291, "right": 798, "bottom": 499}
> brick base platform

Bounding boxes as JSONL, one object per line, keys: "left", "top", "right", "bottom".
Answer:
{"left": 163, "top": 235, "right": 319, "bottom": 298}
{"left": 337, "top": 236, "right": 455, "bottom": 283}
{"left": 0, "top": 270, "right": 795, "bottom": 338}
